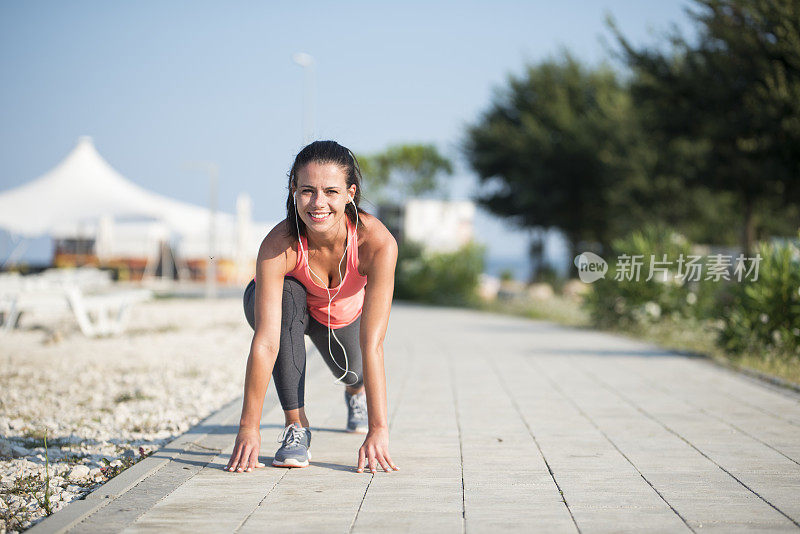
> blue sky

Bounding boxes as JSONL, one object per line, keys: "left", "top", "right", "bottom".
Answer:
{"left": 0, "top": 1, "right": 695, "bottom": 276}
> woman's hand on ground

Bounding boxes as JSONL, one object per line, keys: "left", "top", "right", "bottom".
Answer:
{"left": 357, "top": 427, "right": 399, "bottom": 473}
{"left": 226, "top": 427, "right": 265, "bottom": 473}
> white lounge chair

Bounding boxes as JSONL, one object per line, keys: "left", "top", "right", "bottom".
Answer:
{"left": 63, "top": 285, "right": 152, "bottom": 337}
{"left": 0, "top": 268, "right": 153, "bottom": 337}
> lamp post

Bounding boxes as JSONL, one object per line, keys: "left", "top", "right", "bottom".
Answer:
{"left": 185, "top": 161, "right": 219, "bottom": 298}
{"left": 292, "top": 52, "right": 315, "bottom": 144}
{"left": 206, "top": 162, "right": 219, "bottom": 299}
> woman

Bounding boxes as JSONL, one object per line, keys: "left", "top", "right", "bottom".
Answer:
{"left": 226, "top": 140, "right": 399, "bottom": 475}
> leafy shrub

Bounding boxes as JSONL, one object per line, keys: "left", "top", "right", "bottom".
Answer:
{"left": 584, "top": 225, "right": 718, "bottom": 327}
{"left": 394, "top": 240, "right": 485, "bottom": 306}
{"left": 718, "top": 237, "right": 800, "bottom": 358}
{"left": 499, "top": 269, "right": 515, "bottom": 283}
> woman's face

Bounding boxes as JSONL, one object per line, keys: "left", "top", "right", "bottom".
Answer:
{"left": 294, "top": 162, "right": 357, "bottom": 234}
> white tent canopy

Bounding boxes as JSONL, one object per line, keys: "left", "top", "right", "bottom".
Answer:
{"left": 0, "top": 137, "right": 273, "bottom": 261}
{"left": 0, "top": 136, "right": 240, "bottom": 238}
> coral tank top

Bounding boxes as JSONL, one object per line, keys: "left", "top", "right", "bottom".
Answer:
{"left": 286, "top": 216, "right": 367, "bottom": 328}
{"left": 253, "top": 217, "right": 367, "bottom": 328}
{"left": 288, "top": 216, "right": 367, "bottom": 328}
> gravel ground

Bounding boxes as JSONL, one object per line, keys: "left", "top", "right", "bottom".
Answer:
{"left": 0, "top": 296, "right": 251, "bottom": 533}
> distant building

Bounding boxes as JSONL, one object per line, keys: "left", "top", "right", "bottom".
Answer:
{"left": 378, "top": 199, "right": 475, "bottom": 252}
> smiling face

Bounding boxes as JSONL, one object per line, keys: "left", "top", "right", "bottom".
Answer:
{"left": 293, "top": 161, "right": 357, "bottom": 235}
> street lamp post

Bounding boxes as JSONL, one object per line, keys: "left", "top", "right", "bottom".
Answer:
{"left": 206, "top": 162, "right": 218, "bottom": 299}
{"left": 292, "top": 52, "right": 315, "bottom": 144}
{"left": 185, "top": 161, "right": 219, "bottom": 298}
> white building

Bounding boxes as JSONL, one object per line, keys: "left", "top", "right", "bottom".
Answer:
{"left": 381, "top": 199, "right": 476, "bottom": 253}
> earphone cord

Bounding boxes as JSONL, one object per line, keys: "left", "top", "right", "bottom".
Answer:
{"left": 294, "top": 196, "right": 359, "bottom": 386}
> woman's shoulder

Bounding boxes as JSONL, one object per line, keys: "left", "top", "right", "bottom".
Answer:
{"left": 357, "top": 211, "right": 394, "bottom": 247}
{"left": 258, "top": 219, "right": 298, "bottom": 274}
{"left": 356, "top": 211, "right": 397, "bottom": 275}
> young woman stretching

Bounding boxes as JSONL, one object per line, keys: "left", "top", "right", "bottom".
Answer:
{"left": 226, "top": 140, "right": 399, "bottom": 475}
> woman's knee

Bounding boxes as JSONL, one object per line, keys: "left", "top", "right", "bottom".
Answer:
{"left": 281, "top": 276, "right": 307, "bottom": 328}
{"left": 347, "top": 374, "right": 364, "bottom": 389}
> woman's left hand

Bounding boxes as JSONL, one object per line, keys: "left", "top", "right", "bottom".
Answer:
{"left": 356, "top": 427, "right": 399, "bottom": 473}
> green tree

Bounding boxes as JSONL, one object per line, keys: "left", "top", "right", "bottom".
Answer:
{"left": 464, "top": 53, "right": 650, "bottom": 263}
{"left": 609, "top": 0, "right": 800, "bottom": 255}
{"left": 464, "top": 50, "right": 748, "bottom": 273}
{"left": 357, "top": 144, "right": 454, "bottom": 202}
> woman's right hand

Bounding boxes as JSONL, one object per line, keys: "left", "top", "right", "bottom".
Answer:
{"left": 225, "top": 427, "right": 265, "bottom": 473}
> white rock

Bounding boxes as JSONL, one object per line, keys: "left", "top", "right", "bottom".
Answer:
{"left": 68, "top": 465, "right": 90, "bottom": 480}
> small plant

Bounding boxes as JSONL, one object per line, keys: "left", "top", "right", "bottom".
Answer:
{"left": 719, "top": 236, "right": 800, "bottom": 358}
{"left": 394, "top": 240, "right": 486, "bottom": 306}
{"left": 99, "top": 456, "right": 138, "bottom": 479}
{"left": 35, "top": 431, "right": 54, "bottom": 516}
{"left": 584, "top": 225, "right": 718, "bottom": 328}
{"left": 114, "top": 390, "right": 153, "bottom": 404}
{"left": 62, "top": 453, "right": 90, "bottom": 463}
{"left": 2, "top": 475, "right": 37, "bottom": 530}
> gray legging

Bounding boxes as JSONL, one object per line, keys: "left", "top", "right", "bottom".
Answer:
{"left": 243, "top": 276, "right": 363, "bottom": 410}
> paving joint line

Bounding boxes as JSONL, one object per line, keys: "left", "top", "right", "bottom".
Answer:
{"left": 654, "top": 357, "right": 800, "bottom": 429}
{"left": 64, "top": 462, "right": 169, "bottom": 533}
{"left": 43, "top": 348, "right": 320, "bottom": 532}
{"left": 732, "top": 399, "right": 800, "bottom": 429}
{"left": 233, "top": 469, "right": 289, "bottom": 533}
{"left": 593, "top": 326, "right": 800, "bottom": 399}
{"left": 446, "top": 350, "right": 467, "bottom": 534}
{"left": 347, "top": 338, "right": 414, "bottom": 533}
{"left": 695, "top": 352, "right": 800, "bottom": 398}
{"left": 580, "top": 363, "right": 800, "bottom": 529}
{"left": 29, "top": 395, "right": 245, "bottom": 533}
{"left": 387, "top": 339, "right": 416, "bottom": 434}
{"left": 610, "top": 357, "right": 800, "bottom": 467}
{"left": 121, "top": 450, "right": 229, "bottom": 532}
{"left": 188, "top": 443, "right": 223, "bottom": 452}
{"left": 488, "top": 356, "right": 581, "bottom": 534}
{"left": 526, "top": 356, "right": 695, "bottom": 533}
{"left": 348, "top": 473, "right": 374, "bottom": 534}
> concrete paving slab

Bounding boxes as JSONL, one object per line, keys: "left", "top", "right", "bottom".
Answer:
{"left": 29, "top": 304, "right": 800, "bottom": 533}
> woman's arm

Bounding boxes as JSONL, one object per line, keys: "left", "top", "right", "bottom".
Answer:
{"left": 356, "top": 226, "right": 399, "bottom": 473}
{"left": 226, "top": 228, "right": 289, "bottom": 473}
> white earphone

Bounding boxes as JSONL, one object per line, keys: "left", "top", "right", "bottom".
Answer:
{"left": 293, "top": 190, "right": 359, "bottom": 385}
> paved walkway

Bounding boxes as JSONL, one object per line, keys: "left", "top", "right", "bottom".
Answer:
{"left": 30, "top": 304, "right": 800, "bottom": 533}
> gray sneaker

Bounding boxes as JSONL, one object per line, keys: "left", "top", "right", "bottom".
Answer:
{"left": 272, "top": 423, "right": 312, "bottom": 468}
{"left": 345, "top": 391, "right": 368, "bottom": 434}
